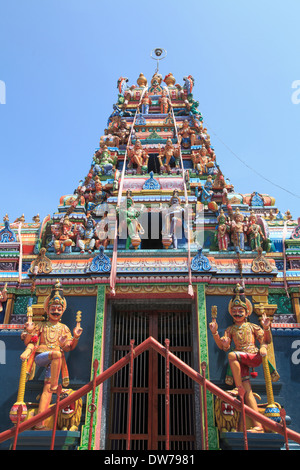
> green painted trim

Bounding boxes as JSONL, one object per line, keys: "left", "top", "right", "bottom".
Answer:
{"left": 78, "top": 285, "right": 106, "bottom": 450}
{"left": 197, "top": 284, "right": 219, "bottom": 450}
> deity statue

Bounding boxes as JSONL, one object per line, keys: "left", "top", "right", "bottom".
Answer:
{"left": 51, "top": 216, "right": 76, "bottom": 255}
{"left": 158, "top": 138, "right": 180, "bottom": 173}
{"left": 138, "top": 91, "right": 152, "bottom": 114}
{"left": 192, "top": 145, "right": 215, "bottom": 174}
{"left": 162, "top": 191, "right": 184, "bottom": 249}
{"left": 102, "top": 117, "right": 130, "bottom": 148}
{"left": 117, "top": 192, "right": 145, "bottom": 249}
{"left": 93, "top": 145, "right": 117, "bottom": 175}
{"left": 19, "top": 280, "right": 83, "bottom": 430}
{"left": 117, "top": 76, "right": 129, "bottom": 96}
{"left": 94, "top": 177, "right": 111, "bottom": 207}
{"left": 76, "top": 214, "right": 96, "bottom": 253}
{"left": 209, "top": 284, "right": 272, "bottom": 432}
{"left": 182, "top": 75, "right": 194, "bottom": 96}
{"left": 95, "top": 211, "right": 109, "bottom": 249}
{"left": 230, "top": 208, "right": 247, "bottom": 251}
{"left": 215, "top": 209, "right": 230, "bottom": 251}
{"left": 191, "top": 150, "right": 202, "bottom": 172}
{"left": 198, "top": 176, "right": 214, "bottom": 206}
{"left": 247, "top": 211, "right": 265, "bottom": 251}
{"left": 178, "top": 119, "right": 196, "bottom": 148}
{"left": 158, "top": 89, "right": 172, "bottom": 114}
{"left": 127, "top": 139, "right": 149, "bottom": 174}
{"left": 212, "top": 167, "right": 227, "bottom": 190}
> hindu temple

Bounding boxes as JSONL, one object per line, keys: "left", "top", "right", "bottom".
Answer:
{"left": 0, "top": 50, "right": 300, "bottom": 451}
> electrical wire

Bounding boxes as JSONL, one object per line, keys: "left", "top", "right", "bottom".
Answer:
{"left": 205, "top": 123, "right": 300, "bottom": 200}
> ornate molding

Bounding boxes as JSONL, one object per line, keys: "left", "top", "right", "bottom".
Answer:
{"left": 29, "top": 248, "right": 52, "bottom": 274}
{"left": 36, "top": 285, "right": 98, "bottom": 296}
{"left": 107, "top": 284, "right": 194, "bottom": 295}
{"left": 251, "top": 247, "right": 275, "bottom": 273}
{"left": 205, "top": 285, "right": 269, "bottom": 296}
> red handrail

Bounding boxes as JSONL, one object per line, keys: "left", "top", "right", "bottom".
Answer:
{"left": 1, "top": 336, "right": 300, "bottom": 449}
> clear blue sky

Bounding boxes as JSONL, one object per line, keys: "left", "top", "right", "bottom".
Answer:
{"left": 0, "top": 0, "right": 300, "bottom": 223}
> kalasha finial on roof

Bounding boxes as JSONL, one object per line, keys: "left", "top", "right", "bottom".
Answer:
{"left": 150, "top": 48, "right": 167, "bottom": 73}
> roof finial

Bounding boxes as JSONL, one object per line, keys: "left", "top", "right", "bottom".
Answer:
{"left": 150, "top": 48, "right": 167, "bottom": 73}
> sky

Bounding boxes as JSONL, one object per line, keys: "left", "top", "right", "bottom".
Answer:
{"left": 0, "top": 0, "right": 300, "bottom": 223}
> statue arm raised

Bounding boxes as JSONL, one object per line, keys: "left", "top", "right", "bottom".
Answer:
{"left": 209, "top": 320, "right": 231, "bottom": 351}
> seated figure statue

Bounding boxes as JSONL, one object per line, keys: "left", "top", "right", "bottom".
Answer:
{"left": 127, "top": 139, "right": 149, "bottom": 174}
{"left": 158, "top": 139, "right": 180, "bottom": 173}
{"left": 178, "top": 119, "right": 196, "bottom": 149}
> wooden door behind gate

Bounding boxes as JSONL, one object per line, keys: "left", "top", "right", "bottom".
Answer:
{"left": 108, "top": 304, "right": 196, "bottom": 450}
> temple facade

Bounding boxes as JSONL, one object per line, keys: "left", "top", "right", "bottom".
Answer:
{"left": 0, "top": 63, "right": 300, "bottom": 451}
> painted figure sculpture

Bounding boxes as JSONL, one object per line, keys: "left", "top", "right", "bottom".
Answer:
{"left": 93, "top": 145, "right": 117, "bottom": 176}
{"left": 77, "top": 214, "right": 96, "bottom": 253}
{"left": 102, "top": 117, "right": 130, "bottom": 148}
{"left": 158, "top": 139, "right": 180, "bottom": 173}
{"left": 117, "top": 193, "right": 145, "bottom": 249}
{"left": 158, "top": 89, "right": 172, "bottom": 114}
{"left": 230, "top": 208, "right": 247, "bottom": 251}
{"left": 95, "top": 211, "right": 109, "bottom": 249}
{"left": 18, "top": 280, "right": 83, "bottom": 429}
{"left": 209, "top": 284, "right": 272, "bottom": 432}
{"left": 198, "top": 176, "right": 214, "bottom": 207}
{"left": 162, "top": 191, "right": 184, "bottom": 249}
{"left": 127, "top": 139, "right": 149, "bottom": 174}
{"left": 247, "top": 211, "right": 265, "bottom": 251}
{"left": 139, "top": 91, "right": 152, "bottom": 114}
{"left": 178, "top": 119, "right": 196, "bottom": 149}
{"left": 216, "top": 209, "right": 230, "bottom": 251}
{"left": 51, "top": 216, "right": 76, "bottom": 255}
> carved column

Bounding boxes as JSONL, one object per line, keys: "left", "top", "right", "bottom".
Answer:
{"left": 3, "top": 293, "right": 15, "bottom": 324}
{"left": 290, "top": 292, "right": 300, "bottom": 323}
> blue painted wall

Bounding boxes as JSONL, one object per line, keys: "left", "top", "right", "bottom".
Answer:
{"left": 0, "top": 295, "right": 97, "bottom": 440}
{"left": 206, "top": 295, "right": 300, "bottom": 434}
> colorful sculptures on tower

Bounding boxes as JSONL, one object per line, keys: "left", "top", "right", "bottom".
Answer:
{"left": 209, "top": 284, "right": 273, "bottom": 433}
{"left": 4, "top": 64, "right": 296, "bottom": 450}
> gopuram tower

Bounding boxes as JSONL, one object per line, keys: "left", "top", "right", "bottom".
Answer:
{"left": 1, "top": 49, "right": 300, "bottom": 451}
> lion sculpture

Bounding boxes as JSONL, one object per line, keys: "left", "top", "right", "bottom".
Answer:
{"left": 27, "top": 388, "right": 83, "bottom": 431}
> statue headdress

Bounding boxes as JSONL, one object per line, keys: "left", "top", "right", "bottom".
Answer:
{"left": 228, "top": 283, "right": 252, "bottom": 316}
{"left": 126, "top": 189, "right": 134, "bottom": 206}
{"left": 234, "top": 208, "right": 244, "bottom": 222}
{"left": 61, "top": 215, "right": 72, "bottom": 227}
{"left": 170, "top": 189, "right": 181, "bottom": 206}
{"left": 217, "top": 208, "right": 226, "bottom": 223}
{"left": 44, "top": 279, "right": 67, "bottom": 313}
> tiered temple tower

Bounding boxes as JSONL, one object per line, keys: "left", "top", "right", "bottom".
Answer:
{"left": 1, "top": 55, "right": 300, "bottom": 451}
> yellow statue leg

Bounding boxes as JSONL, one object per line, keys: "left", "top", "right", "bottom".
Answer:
{"left": 35, "top": 382, "right": 53, "bottom": 430}
{"left": 228, "top": 352, "right": 263, "bottom": 431}
{"left": 49, "top": 351, "right": 62, "bottom": 392}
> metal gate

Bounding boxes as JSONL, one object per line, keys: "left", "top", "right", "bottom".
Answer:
{"left": 108, "top": 304, "right": 196, "bottom": 450}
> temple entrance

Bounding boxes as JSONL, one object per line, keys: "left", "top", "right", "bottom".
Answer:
{"left": 107, "top": 302, "right": 198, "bottom": 450}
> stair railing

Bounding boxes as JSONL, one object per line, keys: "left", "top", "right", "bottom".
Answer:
{"left": 1, "top": 336, "right": 300, "bottom": 450}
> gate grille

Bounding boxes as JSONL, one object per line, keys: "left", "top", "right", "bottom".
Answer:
{"left": 108, "top": 304, "right": 196, "bottom": 450}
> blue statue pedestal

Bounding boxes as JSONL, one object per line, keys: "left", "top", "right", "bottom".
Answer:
{"left": 219, "top": 432, "right": 286, "bottom": 450}
{"left": 9, "top": 430, "right": 81, "bottom": 450}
